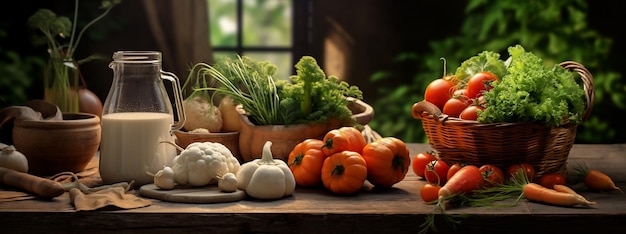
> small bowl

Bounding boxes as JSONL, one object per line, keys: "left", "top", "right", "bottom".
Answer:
{"left": 173, "top": 130, "right": 241, "bottom": 162}
{"left": 12, "top": 112, "right": 101, "bottom": 176}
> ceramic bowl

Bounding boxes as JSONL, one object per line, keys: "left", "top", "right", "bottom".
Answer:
{"left": 12, "top": 112, "right": 101, "bottom": 176}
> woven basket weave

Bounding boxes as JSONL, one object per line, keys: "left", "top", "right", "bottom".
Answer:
{"left": 411, "top": 61, "right": 595, "bottom": 178}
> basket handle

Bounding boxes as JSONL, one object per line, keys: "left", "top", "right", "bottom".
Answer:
{"left": 411, "top": 101, "right": 446, "bottom": 121}
{"left": 559, "top": 61, "right": 595, "bottom": 121}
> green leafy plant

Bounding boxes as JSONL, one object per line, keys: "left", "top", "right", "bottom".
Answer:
{"left": 26, "top": 0, "right": 120, "bottom": 112}
{"left": 0, "top": 43, "right": 43, "bottom": 108}
{"left": 187, "top": 55, "right": 363, "bottom": 126}
{"left": 369, "top": 0, "right": 624, "bottom": 143}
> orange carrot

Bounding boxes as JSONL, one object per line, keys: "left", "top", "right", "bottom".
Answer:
{"left": 553, "top": 184, "right": 578, "bottom": 195}
{"left": 585, "top": 169, "right": 622, "bottom": 192}
{"left": 575, "top": 163, "right": 622, "bottom": 192}
{"left": 523, "top": 183, "right": 596, "bottom": 207}
{"left": 438, "top": 165, "right": 484, "bottom": 199}
{"left": 0, "top": 166, "right": 65, "bottom": 198}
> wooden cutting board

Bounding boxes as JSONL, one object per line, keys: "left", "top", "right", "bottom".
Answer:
{"left": 139, "top": 184, "right": 246, "bottom": 204}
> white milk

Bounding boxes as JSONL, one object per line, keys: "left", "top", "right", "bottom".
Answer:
{"left": 99, "top": 112, "right": 177, "bottom": 186}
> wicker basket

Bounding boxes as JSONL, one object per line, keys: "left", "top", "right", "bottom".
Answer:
{"left": 411, "top": 61, "right": 595, "bottom": 178}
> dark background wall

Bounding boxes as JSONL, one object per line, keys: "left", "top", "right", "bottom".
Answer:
{"left": 1, "top": 0, "right": 623, "bottom": 118}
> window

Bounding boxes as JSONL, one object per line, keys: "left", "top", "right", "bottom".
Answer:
{"left": 208, "top": 0, "right": 311, "bottom": 80}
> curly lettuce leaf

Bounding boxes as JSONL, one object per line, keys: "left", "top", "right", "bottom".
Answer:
{"left": 478, "top": 45, "right": 585, "bottom": 126}
{"left": 454, "top": 50, "right": 508, "bottom": 83}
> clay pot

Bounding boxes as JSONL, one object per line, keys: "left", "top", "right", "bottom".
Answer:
{"left": 12, "top": 112, "right": 101, "bottom": 176}
{"left": 237, "top": 99, "right": 374, "bottom": 162}
{"left": 173, "top": 130, "right": 241, "bottom": 162}
{"left": 238, "top": 114, "right": 339, "bottom": 162}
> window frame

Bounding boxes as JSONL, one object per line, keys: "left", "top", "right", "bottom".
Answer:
{"left": 209, "top": 0, "right": 314, "bottom": 75}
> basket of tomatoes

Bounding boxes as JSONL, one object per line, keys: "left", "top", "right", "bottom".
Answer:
{"left": 411, "top": 45, "right": 594, "bottom": 178}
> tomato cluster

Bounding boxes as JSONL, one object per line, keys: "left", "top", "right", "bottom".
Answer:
{"left": 423, "top": 72, "right": 497, "bottom": 120}
{"left": 412, "top": 154, "right": 566, "bottom": 203}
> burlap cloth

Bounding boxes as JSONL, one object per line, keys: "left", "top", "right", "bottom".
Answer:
{"left": 0, "top": 156, "right": 151, "bottom": 211}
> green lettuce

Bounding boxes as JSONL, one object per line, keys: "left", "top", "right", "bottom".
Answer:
{"left": 478, "top": 45, "right": 586, "bottom": 126}
{"left": 454, "top": 50, "right": 508, "bottom": 84}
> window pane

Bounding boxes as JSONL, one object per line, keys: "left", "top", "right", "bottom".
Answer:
{"left": 209, "top": 0, "right": 238, "bottom": 47}
{"left": 244, "top": 52, "right": 292, "bottom": 80}
{"left": 243, "top": 0, "right": 292, "bottom": 47}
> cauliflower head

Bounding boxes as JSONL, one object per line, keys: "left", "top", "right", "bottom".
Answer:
{"left": 171, "top": 142, "right": 240, "bottom": 186}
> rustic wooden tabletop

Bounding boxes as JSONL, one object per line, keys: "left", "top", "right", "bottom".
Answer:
{"left": 1, "top": 143, "right": 625, "bottom": 233}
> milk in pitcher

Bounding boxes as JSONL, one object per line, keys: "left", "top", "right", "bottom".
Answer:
{"left": 99, "top": 112, "right": 177, "bottom": 185}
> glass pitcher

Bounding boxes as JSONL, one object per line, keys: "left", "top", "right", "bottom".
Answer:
{"left": 100, "top": 51, "right": 186, "bottom": 186}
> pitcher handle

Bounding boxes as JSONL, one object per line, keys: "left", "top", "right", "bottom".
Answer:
{"left": 160, "top": 71, "right": 186, "bottom": 131}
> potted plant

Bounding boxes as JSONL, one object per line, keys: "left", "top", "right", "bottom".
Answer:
{"left": 185, "top": 55, "right": 371, "bottom": 162}
{"left": 27, "top": 0, "right": 120, "bottom": 114}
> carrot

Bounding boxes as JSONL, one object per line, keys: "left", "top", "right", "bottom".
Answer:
{"left": 423, "top": 165, "right": 496, "bottom": 234}
{"left": 0, "top": 166, "right": 65, "bottom": 198}
{"left": 438, "top": 165, "right": 484, "bottom": 199}
{"left": 574, "top": 163, "right": 622, "bottom": 192}
{"left": 553, "top": 184, "right": 578, "bottom": 195}
{"left": 584, "top": 169, "right": 622, "bottom": 192}
{"left": 523, "top": 183, "right": 596, "bottom": 207}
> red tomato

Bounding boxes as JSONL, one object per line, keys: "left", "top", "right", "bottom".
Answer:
{"left": 507, "top": 163, "right": 536, "bottom": 182}
{"left": 412, "top": 152, "right": 437, "bottom": 178}
{"left": 424, "top": 76, "right": 457, "bottom": 110}
{"left": 424, "top": 159, "right": 449, "bottom": 185}
{"left": 446, "top": 163, "right": 465, "bottom": 181}
{"left": 443, "top": 98, "right": 470, "bottom": 118}
{"left": 479, "top": 164, "right": 505, "bottom": 186}
{"left": 420, "top": 183, "right": 442, "bottom": 203}
{"left": 459, "top": 105, "right": 484, "bottom": 120}
{"left": 467, "top": 71, "right": 498, "bottom": 98}
{"left": 539, "top": 173, "right": 566, "bottom": 189}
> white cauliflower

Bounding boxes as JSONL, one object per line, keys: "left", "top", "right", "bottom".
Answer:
{"left": 171, "top": 141, "right": 240, "bottom": 187}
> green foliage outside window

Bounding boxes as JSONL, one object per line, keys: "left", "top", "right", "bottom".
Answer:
{"left": 369, "top": 0, "right": 625, "bottom": 143}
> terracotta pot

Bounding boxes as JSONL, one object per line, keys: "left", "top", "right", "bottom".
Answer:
{"left": 237, "top": 99, "right": 375, "bottom": 162}
{"left": 238, "top": 114, "right": 339, "bottom": 162}
{"left": 173, "top": 130, "right": 241, "bottom": 162}
{"left": 12, "top": 112, "right": 101, "bottom": 176}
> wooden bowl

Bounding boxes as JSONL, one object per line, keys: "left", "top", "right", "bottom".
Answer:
{"left": 12, "top": 112, "right": 101, "bottom": 176}
{"left": 173, "top": 130, "right": 241, "bottom": 162}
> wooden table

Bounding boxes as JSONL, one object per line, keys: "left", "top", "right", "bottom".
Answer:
{"left": 1, "top": 144, "right": 625, "bottom": 233}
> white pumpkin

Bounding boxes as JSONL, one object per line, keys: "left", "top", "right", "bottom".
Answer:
{"left": 236, "top": 141, "right": 296, "bottom": 199}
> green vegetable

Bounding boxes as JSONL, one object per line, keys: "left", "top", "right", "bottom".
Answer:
{"left": 454, "top": 50, "right": 507, "bottom": 85}
{"left": 190, "top": 55, "right": 363, "bottom": 126}
{"left": 189, "top": 56, "right": 282, "bottom": 125}
{"left": 292, "top": 56, "right": 325, "bottom": 116}
{"left": 280, "top": 56, "right": 363, "bottom": 125}
{"left": 478, "top": 45, "right": 586, "bottom": 125}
